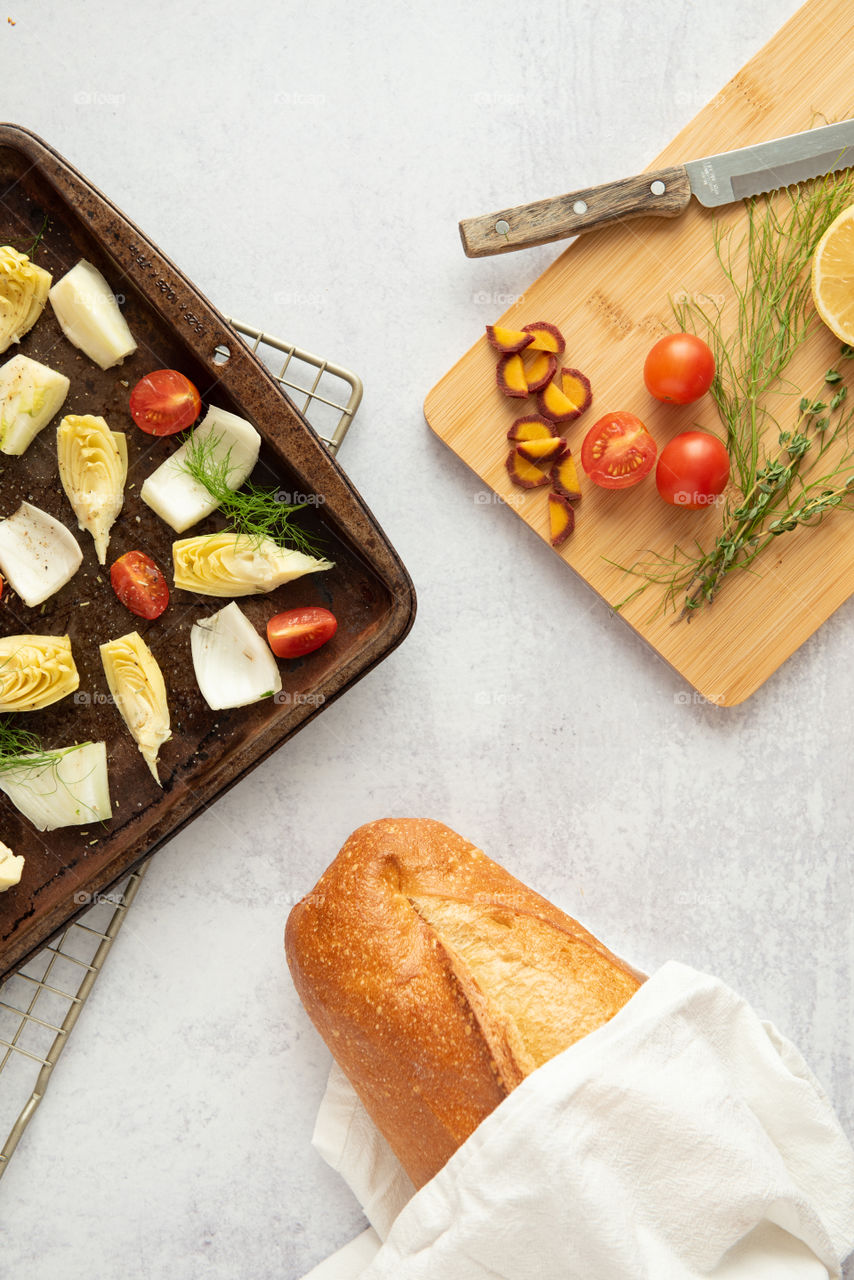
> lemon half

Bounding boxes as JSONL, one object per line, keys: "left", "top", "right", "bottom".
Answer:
{"left": 812, "top": 204, "right": 854, "bottom": 344}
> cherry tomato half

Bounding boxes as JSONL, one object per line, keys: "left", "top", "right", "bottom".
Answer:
{"left": 129, "top": 369, "right": 202, "bottom": 436}
{"left": 655, "top": 430, "right": 730, "bottom": 509}
{"left": 580, "top": 412, "right": 657, "bottom": 490}
{"left": 643, "top": 333, "right": 715, "bottom": 404}
{"left": 267, "top": 607, "right": 337, "bottom": 659}
{"left": 110, "top": 551, "right": 169, "bottom": 619}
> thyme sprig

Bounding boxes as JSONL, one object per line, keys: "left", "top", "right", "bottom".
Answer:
{"left": 183, "top": 430, "right": 323, "bottom": 558}
{"left": 680, "top": 375, "right": 854, "bottom": 614}
{"left": 615, "top": 367, "right": 854, "bottom": 615}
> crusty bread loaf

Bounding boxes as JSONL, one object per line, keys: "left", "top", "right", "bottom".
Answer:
{"left": 285, "top": 818, "right": 642, "bottom": 1188}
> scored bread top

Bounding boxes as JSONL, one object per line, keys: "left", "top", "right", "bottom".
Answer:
{"left": 285, "top": 817, "right": 642, "bottom": 1189}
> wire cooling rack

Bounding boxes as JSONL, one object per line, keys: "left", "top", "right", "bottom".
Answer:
{"left": 0, "top": 321, "right": 362, "bottom": 1180}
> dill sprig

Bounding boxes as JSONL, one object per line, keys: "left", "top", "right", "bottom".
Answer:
{"left": 0, "top": 717, "right": 62, "bottom": 775}
{"left": 674, "top": 172, "right": 854, "bottom": 495}
{"left": 183, "top": 430, "right": 323, "bottom": 558}
{"left": 617, "top": 174, "right": 854, "bottom": 617}
{"left": 9, "top": 212, "right": 49, "bottom": 260}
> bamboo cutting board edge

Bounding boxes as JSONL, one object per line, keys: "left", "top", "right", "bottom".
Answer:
{"left": 424, "top": 0, "right": 854, "bottom": 707}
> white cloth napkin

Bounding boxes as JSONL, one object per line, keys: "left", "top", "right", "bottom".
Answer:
{"left": 302, "top": 961, "right": 854, "bottom": 1280}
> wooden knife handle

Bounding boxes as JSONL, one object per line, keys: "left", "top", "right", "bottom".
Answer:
{"left": 459, "top": 165, "right": 692, "bottom": 258}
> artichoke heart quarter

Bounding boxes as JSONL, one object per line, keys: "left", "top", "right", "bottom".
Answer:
{"left": 57, "top": 414, "right": 128, "bottom": 564}
{"left": 0, "top": 246, "right": 51, "bottom": 355}
{"left": 0, "top": 634, "right": 79, "bottom": 712}
{"left": 100, "top": 632, "right": 171, "bottom": 784}
{"left": 172, "top": 532, "right": 333, "bottom": 597}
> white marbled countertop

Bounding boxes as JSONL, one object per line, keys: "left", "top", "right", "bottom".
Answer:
{"left": 2, "top": 1, "right": 853, "bottom": 1276}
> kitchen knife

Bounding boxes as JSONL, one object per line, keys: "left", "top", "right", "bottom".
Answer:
{"left": 459, "top": 118, "right": 854, "bottom": 258}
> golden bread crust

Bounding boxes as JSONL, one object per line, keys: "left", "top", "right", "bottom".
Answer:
{"left": 285, "top": 818, "right": 641, "bottom": 1188}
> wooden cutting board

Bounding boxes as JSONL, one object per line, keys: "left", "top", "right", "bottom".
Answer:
{"left": 424, "top": 0, "right": 853, "bottom": 706}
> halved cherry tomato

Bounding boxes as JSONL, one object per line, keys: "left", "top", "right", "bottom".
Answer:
{"left": 110, "top": 551, "right": 169, "bottom": 619}
{"left": 129, "top": 369, "right": 201, "bottom": 436}
{"left": 656, "top": 430, "right": 730, "bottom": 508}
{"left": 580, "top": 412, "right": 657, "bottom": 490}
{"left": 644, "top": 334, "right": 715, "bottom": 404}
{"left": 267, "top": 607, "right": 337, "bottom": 659}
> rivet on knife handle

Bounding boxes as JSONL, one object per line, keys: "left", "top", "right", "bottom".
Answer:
{"left": 459, "top": 165, "right": 692, "bottom": 258}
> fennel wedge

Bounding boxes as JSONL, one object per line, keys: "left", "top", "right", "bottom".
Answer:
{"left": 0, "top": 840, "right": 24, "bottom": 892}
{"left": 191, "top": 602, "right": 281, "bottom": 710}
{"left": 0, "top": 741, "right": 111, "bottom": 831}
{"left": 0, "top": 501, "right": 83, "bottom": 607}
{"left": 173, "top": 531, "right": 332, "bottom": 596}
{"left": 57, "top": 414, "right": 128, "bottom": 564}
{"left": 0, "top": 634, "right": 79, "bottom": 712}
{"left": 48, "top": 259, "right": 137, "bottom": 369}
{"left": 0, "top": 354, "right": 70, "bottom": 455}
{"left": 140, "top": 406, "right": 261, "bottom": 533}
{"left": 100, "top": 632, "right": 171, "bottom": 784}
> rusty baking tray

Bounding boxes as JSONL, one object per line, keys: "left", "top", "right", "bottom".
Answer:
{"left": 0, "top": 324, "right": 364, "bottom": 1179}
{"left": 0, "top": 123, "right": 416, "bottom": 981}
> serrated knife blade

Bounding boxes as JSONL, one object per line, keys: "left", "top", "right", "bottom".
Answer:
{"left": 686, "top": 119, "right": 854, "bottom": 205}
{"left": 459, "top": 118, "right": 854, "bottom": 258}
